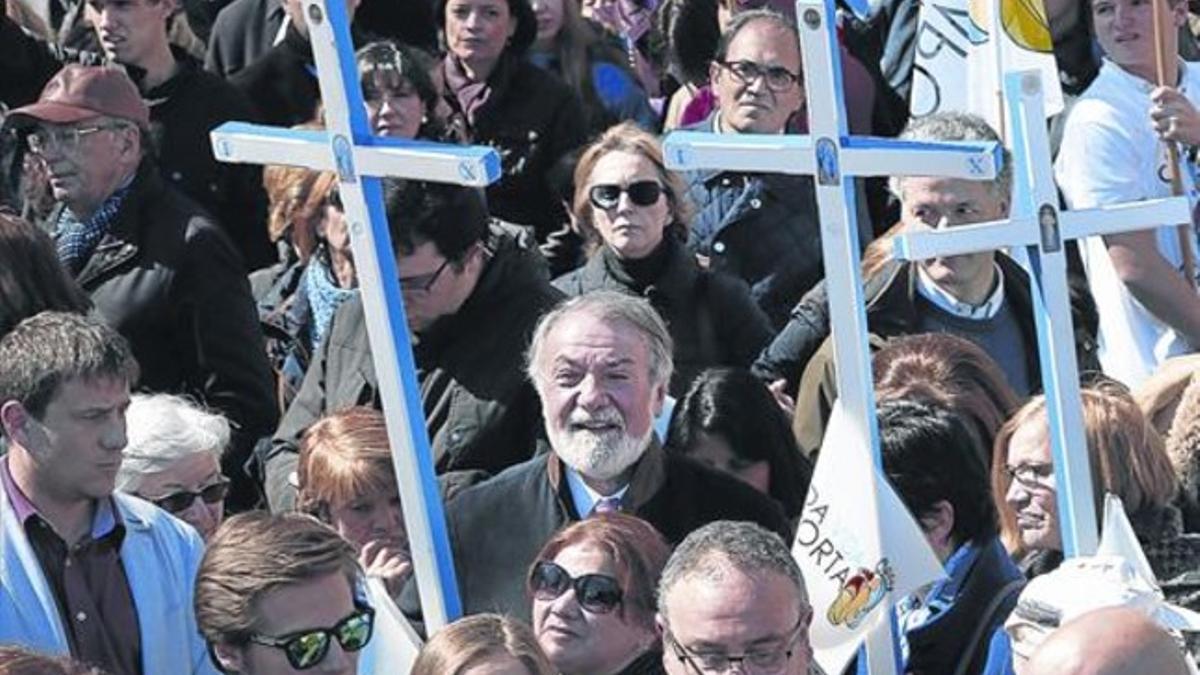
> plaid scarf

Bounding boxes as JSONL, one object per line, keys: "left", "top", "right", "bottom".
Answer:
{"left": 55, "top": 184, "right": 133, "bottom": 275}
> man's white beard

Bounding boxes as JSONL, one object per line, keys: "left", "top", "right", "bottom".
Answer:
{"left": 549, "top": 409, "right": 652, "bottom": 482}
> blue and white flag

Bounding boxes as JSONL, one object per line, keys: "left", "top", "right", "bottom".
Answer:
{"left": 794, "top": 401, "right": 945, "bottom": 675}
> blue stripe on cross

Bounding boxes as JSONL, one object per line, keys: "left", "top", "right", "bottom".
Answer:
{"left": 892, "top": 71, "right": 1192, "bottom": 558}
{"left": 661, "top": 0, "right": 1000, "bottom": 672}
{"left": 209, "top": 0, "right": 503, "bottom": 632}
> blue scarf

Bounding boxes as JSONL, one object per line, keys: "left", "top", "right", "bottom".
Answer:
{"left": 55, "top": 184, "right": 133, "bottom": 275}
{"left": 303, "top": 255, "right": 357, "bottom": 351}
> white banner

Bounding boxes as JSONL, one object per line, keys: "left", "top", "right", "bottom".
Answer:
{"left": 910, "top": 0, "right": 1063, "bottom": 133}
{"left": 794, "top": 402, "right": 946, "bottom": 674}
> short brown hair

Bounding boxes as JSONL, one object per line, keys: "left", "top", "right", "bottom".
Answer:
{"left": 529, "top": 513, "right": 670, "bottom": 629}
{"left": 0, "top": 311, "right": 138, "bottom": 422}
{"left": 0, "top": 646, "right": 103, "bottom": 675}
{"left": 410, "top": 613, "right": 556, "bottom": 675}
{"left": 992, "top": 381, "right": 1180, "bottom": 554}
{"left": 571, "top": 122, "right": 693, "bottom": 247}
{"left": 194, "top": 511, "right": 361, "bottom": 646}
{"left": 296, "top": 407, "right": 397, "bottom": 519}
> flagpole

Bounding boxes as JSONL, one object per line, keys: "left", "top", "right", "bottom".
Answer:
{"left": 991, "top": 0, "right": 1007, "bottom": 141}
{"left": 1152, "top": 0, "right": 1198, "bottom": 289}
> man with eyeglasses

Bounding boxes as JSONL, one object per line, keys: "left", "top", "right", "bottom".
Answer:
{"left": 680, "top": 9, "right": 860, "bottom": 329}
{"left": 4, "top": 65, "right": 277, "bottom": 512}
{"left": 264, "top": 178, "right": 564, "bottom": 512}
{"left": 0, "top": 0, "right": 274, "bottom": 270}
{"left": 196, "top": 511, "right": 374, "bottom": 675}
{"left": 0, "top": 311, "right": 217, "bottom": 675}
{"left": 656, "top": 520, "right": 815, "bottom": 675}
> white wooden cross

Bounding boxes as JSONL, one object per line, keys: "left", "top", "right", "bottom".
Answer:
{"left": 662, "top": 0, "right": 999, "bottom": 671}
{"left": 208, "top": 0, "right": 503, "bottom": 632}
{"left": 892, "top": 71, "right": 1192, "bottom": 558}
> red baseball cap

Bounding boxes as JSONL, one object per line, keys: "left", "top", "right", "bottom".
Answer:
{"left": 6, "top": 64, "right": 150, "bottom": 129}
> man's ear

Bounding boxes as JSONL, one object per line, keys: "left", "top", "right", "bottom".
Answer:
{"left": 0, "top": 401, "right": 32, "bottom": 446}
{"left": 921, "top": 500, "right": 956, "bottom": 555}
{"left": 708, "top": 61, "right": 722, "bottom": 92}
{"left": 210, "top": 642, "right": 245, "bottom": 674}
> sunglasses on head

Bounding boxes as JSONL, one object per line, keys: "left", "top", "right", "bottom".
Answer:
{"left": 529, "top": 560, "right": 624, "bottom": 614}
{"left": 148, "top": 477, "right": 230, "bottom": 514}
{"left": 588, "top": 180, "right": 663, "bottom": 210}
{"left": 248, "top": 606, "right": 375, "bottom": 670}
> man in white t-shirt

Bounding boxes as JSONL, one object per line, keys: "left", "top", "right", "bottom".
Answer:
{"left": 1055, "top": 0, "right": 1200, "bottom": 386}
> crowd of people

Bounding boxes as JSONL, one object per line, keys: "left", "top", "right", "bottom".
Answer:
{"left": 2, "top": 0, "right": 1200, "bottom": 672}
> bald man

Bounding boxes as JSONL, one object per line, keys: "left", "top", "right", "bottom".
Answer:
{"left": 1024, "top": 607, "right": 1189, "bottom": 675}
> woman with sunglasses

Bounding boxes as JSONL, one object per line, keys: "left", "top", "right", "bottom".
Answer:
{"left": 411, "top": 613, "right": 557, "bottom": 675}
{"left": 528, "top": 513, "right": 671, "bottom": 675}
{"left": 117, "top": 393, "right": 230, "bottom": 540}
{"left": 554, "top": 122, "right": 774, "bottom": 396}
{"left": 993, "top": 381, "right": 1200, "bottom": 603}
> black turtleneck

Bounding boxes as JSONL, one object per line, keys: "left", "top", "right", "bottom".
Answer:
{"left": 600, "top": 236, "right": 675, "bottom": 293}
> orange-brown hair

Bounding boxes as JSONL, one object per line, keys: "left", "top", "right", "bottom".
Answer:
{"left": 529, "top": 513, "right": 671, "bottom": 629}
{"left": 991, "top": 381, "right": 1180, "bottom": 554}
{"left": 263, "top": 159, "right": 338, "bottom": 264}
{"left": 296, "top": 407, "right": 397, "bottom": 519}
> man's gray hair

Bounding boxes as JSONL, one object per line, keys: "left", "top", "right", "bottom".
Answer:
{"left": 527, "top": 291, "right": 674, "bottom": 391}
{"left": 657, "top": 520, "right": 807, "bottom": 619}
{"left": 117, "top": 393, "right": 230, "bottom": 492}
{"left": 0, "top": 311, "right": 139, "bottom": 425}
{"left": 887, "top": 112, "right": 1012, "bottom": 204}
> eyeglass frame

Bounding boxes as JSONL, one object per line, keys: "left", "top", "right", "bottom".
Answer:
{"left": 398, "top": 257, "right": 452, "bottom": 293}
{"left": 246, "top": 604, "right": 376, "bottom": 671}
{"left": 1004, "top": 462, "right": 1055, "bottom": 490}
{"left": 716, "top": 59, "right": 801, "bottom": 93}
{"left": 25, "top": 122, "right": 130, "bottom": 156}
{"left": 663, "top": 615, "right": 808, "bottom": 674}
{"left": 142, "top": 476, "right": 231, "bottom": 514}
{"left": 527, "top": 559, "right": 625, "bottom": 615}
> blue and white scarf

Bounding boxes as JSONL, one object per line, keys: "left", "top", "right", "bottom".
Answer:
{"left": 55, "top": 184, "right": 133, "bottom": 275}
{"left": 304, "top": 255, "right": 357, "bottom": 351}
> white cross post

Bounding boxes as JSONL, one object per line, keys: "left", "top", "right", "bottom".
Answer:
{"left": 892, "top": 71, "right": 1192, "bottom": 558}
{"left": 208, "top": 0, "right": 504, "bottom": 632}
{"left": 662, "top": 0, "right": 999, "bottom": 671}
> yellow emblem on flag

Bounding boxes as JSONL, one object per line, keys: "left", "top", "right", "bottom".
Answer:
{"left": 968, "top": 0, "right": 1054, "bottom": 53}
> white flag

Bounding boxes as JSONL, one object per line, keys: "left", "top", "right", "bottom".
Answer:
{"left": 910, "top": 0, "right": 1063, "bottom": 133}
{"left": 794, "top": 401, "right": 945, "bottom": 675}
{"left": 358, "top": 577, "right": 423, "bottom": 675}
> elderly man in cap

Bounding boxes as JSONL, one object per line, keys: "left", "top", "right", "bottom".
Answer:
{"left": 0, "top": 0, "right": 271, "bottom": 269}
{"left": 6, "top": 65, "right": 276, "bottom": 510}
{"left": 410, "top": 291, "right": 790, "bottom": 621}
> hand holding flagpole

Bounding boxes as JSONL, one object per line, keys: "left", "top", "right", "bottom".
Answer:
{"left": 1152, "top": 0, "right": 1198, "bottom": 290}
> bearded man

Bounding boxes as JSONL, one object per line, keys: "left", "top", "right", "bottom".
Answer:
{"left": 420, "top": 291, "right": 790, "bottom": 621}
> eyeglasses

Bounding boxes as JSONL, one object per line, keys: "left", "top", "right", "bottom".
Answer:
{"left": 588, "top": 180, "right": 663, "bottom": 210}
{"left": 717, "top": 59, "right": 800, "bottom": 92}
{"left": 26, "top": 123, "right": 125, "bottom": 155}
{"left": 146, "top": 477, "right": 230, "bottom": 514}
{"left": 398, "top": 258, "right": 451, "bottom": 293}
{"left": 664, "top": 618, "right": 806, "bottom": 674}
{"left": 1005, "top": 462, "right": 1055, "bottom": 490}
{"left": 248, "top": 606, "right": 375, "bottom": 670}
{"left": 528, "top": 560, "right": 624, "bottom": 614}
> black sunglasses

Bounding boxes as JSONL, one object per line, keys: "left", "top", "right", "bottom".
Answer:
{"left": 247, "top": 606, "right": 375, "bottom": 670}
{"left": 588, "top": 180, "right": 663, "bottom": 210}
{"left": 148, "top": 478, "right": 230, "bottom": 513}
{"left": 529, "top": 560, "right": 624, "bottom": 614}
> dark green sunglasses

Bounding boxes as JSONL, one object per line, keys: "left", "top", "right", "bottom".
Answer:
{"left": 247, "top": 605, "right": 374, "bottom": 670}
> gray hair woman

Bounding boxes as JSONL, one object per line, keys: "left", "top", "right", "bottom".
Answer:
{"left": 117, "top": 393, "right": 230, "bottom": 540}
